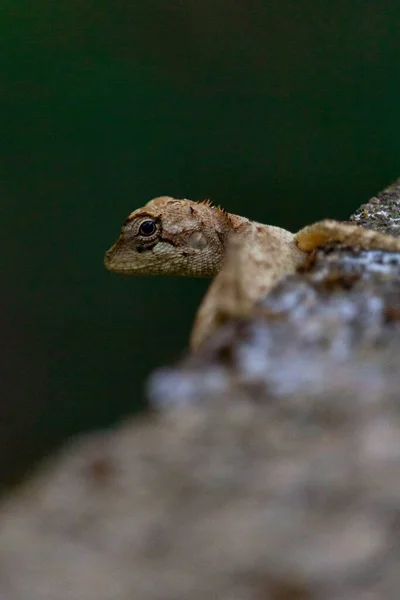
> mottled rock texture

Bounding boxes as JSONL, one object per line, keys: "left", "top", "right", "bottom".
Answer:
{"left": 1, "top": 179, "right": 400, "bottom": 600}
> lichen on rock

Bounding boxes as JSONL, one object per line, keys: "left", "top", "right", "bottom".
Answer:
{"left": 1, "top": 180, "right": 400, "bottom": 600}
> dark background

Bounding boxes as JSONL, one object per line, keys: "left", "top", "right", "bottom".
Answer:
{"left": 2, "top": 0, "right": 399, "bottom": 490}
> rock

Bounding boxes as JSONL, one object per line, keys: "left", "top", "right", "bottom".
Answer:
{"left": 1, "top": 180, "right": 400, "bottom": 600}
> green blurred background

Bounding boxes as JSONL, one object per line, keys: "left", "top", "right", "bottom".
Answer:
{"left": 2, "top": 0, "right": 399, "bottom": 490}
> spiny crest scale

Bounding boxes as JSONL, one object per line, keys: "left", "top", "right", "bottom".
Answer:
{"left": 199, "top": 198, "right": 229, "bottom": 217}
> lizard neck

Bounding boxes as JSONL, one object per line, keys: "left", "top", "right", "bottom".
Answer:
{"left": 225, "top": 211, "right": 304, "bottom": 270}
{"left": 226, "top": 212, "right": 294, "bottom": 242}
{"left": 226, "top": 212, "right": 252, "bottom": 232}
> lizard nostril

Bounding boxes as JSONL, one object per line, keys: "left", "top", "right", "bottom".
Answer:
{"left": 104, "top": 244, "right": 117, "bottom": 265}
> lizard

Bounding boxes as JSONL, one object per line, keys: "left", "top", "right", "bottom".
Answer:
{"left": 104, "top": 196, "right": 400, "bottom": 350}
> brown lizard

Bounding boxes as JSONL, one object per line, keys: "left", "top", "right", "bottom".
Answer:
{"left": 104, "top": 196, "right": 400, "bottom": 349}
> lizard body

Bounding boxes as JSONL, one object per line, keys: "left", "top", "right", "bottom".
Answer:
{"left": 105, "top": 196, "right": 400, "bottom": 349}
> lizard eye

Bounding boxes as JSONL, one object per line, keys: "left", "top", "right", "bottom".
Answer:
{"left": 139, "top": 220, "right": 156, "bottom": 236}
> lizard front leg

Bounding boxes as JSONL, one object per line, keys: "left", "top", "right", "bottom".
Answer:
{"left": 295, "top": 220, "right": 400, "bottom": 253}
{"left": 190, "top": 226, "right": 304, "bottom": 350}
{"left": 191, "top": 219, "right": 400, "bottom": 350}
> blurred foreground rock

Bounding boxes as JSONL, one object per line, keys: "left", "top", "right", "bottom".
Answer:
{"left": 1, "top": 180, "right": 400, "bottom": 600}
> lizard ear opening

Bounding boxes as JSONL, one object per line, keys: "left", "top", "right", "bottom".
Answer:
{"left": 188, "top": 232, "right": 208, "bottom": 250}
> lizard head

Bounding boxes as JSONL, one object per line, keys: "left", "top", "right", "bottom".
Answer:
{"left": 104, "top": 196, "right": 235, "bottom": 277}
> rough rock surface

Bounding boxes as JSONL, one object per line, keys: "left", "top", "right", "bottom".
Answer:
{"left": 1, "top": 180, "right": 400, "bottom": 600}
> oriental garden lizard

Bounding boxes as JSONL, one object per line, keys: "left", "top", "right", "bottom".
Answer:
{"left": 105, "top": 196, "right": 400, "bottom": 349}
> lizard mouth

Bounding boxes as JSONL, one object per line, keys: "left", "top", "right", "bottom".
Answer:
{"left": 104, "top": 245, "right": 149, "bottom": 275}
{"left": 104, "top": 244, "right": 126, "bottom": 273}
{"left": 104, "top": 256, "right": 134, "bottom": 274}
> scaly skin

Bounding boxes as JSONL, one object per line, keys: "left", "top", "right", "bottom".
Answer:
{"left": 105, "top": 196, "right": 400, "bottom": 349}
